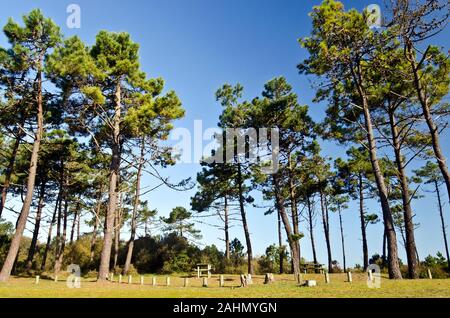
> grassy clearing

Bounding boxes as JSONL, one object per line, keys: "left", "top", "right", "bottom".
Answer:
{"left": 0, "top": 273, "right": 449, "bottom": 298}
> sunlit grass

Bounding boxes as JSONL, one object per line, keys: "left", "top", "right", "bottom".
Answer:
{"left": 0, "top": 273, "right": 449, "bottom": 298}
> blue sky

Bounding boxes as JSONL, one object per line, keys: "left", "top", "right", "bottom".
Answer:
{"left": 1, "top": 0, "right": 449, "bottom": 268}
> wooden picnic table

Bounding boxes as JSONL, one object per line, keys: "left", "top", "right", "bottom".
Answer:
{"left": 300, "top": 263, "right": 325, "bottom": 274}
{"left": 195, "top": 263, "right": 212, "bottom": 278}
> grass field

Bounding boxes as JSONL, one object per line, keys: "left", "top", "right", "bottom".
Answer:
{"left": 0, "top": 273, "right": 449, "bottom": 298}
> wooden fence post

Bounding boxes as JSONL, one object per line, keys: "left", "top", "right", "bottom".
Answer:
{"left": 427, "top": 269, "right": 433, "bottom": 279}
{"left": 219, "top": 275, "right": 224, "bottom": 287}
{"left": 184, "top": 277, "right": 189, "bottom": 287}
{"left": 119, "top": 274, "right": 122, "bottom": 284}
{"left": 347, "top": 271, "right": 352, "bottom": 283}
{"left": 35, "top": 276, "right": 40, "bottom": 285}
{"left": 152, "top": 276, "right": 156, "bottom": 286}
{"left": 54, "top": 276, "right": 58, "bottom": 282}
{"left": 128, "top": 275, "right": 132, "bottom": 284}
{"left": 140, "top": 276, "right": 144, "bottom": 285}
{"left": 166, "top": 277, "right": 170, "bottom": 286}
{"left": 325, "top": 272, "right": 330, "bottom": 284}
{"left": 202, "top": 277, "right": 208, "bottom": 287}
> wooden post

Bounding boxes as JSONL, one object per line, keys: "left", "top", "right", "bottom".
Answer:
{"left": 219, "top": 275, "right": 224, "bottom": 287}
{"left": 166, "top": 277, "right": 170, "bottom": 286}
{"left": 246, "top": 274, "right": 253, "bottom": 285}
{"left": 368, "top": 270, "right": 373, "bottom": 282}
{"left": 347, "top": 271, "right": 352, "bottom": 283}
{"left": 197, "top": 266, "right": 200, "bottom": 278}
{"left": 202, "top": 277, "right": 208, "bottom": 287}
{"left": 184, "top": 277, "right": 189, "bottom": 287}
{"left": 140, "top": 276, "right": 144, "bottom": 285}
{"left": 128, "top": 275, "right": 132, "bottom": 284}
{"left": 427, "top": 269, "right": 433, "bottom": 279}
{"left": 208, "top": 265, "right": 211, "bottom": 278}
{"left": 152, "top": 276, "right": 156, "bottom": 286}
{"left": 119, "top": 274, "right": 122, "bottom": 284}
{"left": 240, "top": 274, "right": 247, "bottom": 287}
{"left": 35, "top": 276, "right": 40, "bottom": 285}
{"left": 325, "top": 272, "right": 330, "bottom": 284}
{"left": 54, "top": 276, "right": 58, "bottom": 282}
{"left": 264, "top": 273, "right": 275, "bottom": 284}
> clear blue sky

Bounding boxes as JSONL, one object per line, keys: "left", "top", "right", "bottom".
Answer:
{"left": 1, "top": 0, "right": 449, "bottom": 268}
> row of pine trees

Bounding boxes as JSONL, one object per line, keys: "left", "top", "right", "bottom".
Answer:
{"left": 0, "top": 0, "right": 449, "bottom": 282}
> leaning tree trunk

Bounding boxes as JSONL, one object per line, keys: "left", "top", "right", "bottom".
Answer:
{"left": 388, "top": 109, "right": 419, "bottom": 278}
{"left": 98, "top": 80, "right": 122, "bottom": 282}
{"left": 306, "top": 196, "right": 318, "bottom": 265}
{"left": 435, "top": 181, "right": 450, "bottom": 269}
{"left": 26, "top": 179, "right": 47, "bottom": 270}
{"left": 338, "top": 207, "right": 347, "bottom": 273}
{"left": 273, "top": 173, "right": 300, "bottom": 277}
{"left": 358, "top": 173, "right": 369, "bottom": 271}
{"left": 320, "top": 190, "right": 333, "bottom": 273}
{"left": 124, "top": 138, "right": 145, "bottom": 275}
{"left": 406, "top": 43, "right": 450, "bottom": 204}
{"left": 0, "top": 126, "right": 24, "bottom": 219}
{"left": 0, "top": 65, "right": 44, "bottom": 282}
{"left": 352, "top": 65, "right": 402, "bottom": 279}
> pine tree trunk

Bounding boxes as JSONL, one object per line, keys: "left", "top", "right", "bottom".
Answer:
{"left": 224, "top": 196, "right": 230, "bottom": 260}
{"left": 320, "top": 190, "right": 333, "bottom": 273}
{"left": 41, "top": 191, "right": 60, "bottom": 271}
{"left": 54, "top": 198, "right": 68, "bottom": 275}
{"left": 435, "top": 181, "right": 450, "bottom": 269}
{"left": 26, "top": 179, "right": 46, "bottom": 270}
{"left": 124, "top": 138, "right": 145, "bottom": 275}
{"left": 90, "top": 188, "right": 102, "bottom": 263}
{"left": 98, "top": 80, "right": 121, "bottom": 281}
{"left": 352, "top": 64, "right": 402, "bottom": 279}
{"left": 388, "top": 109, "right": 419, "bottom": 278}
{"left": 338, "top": 207, "right": 346, "bottom": 272}
{"left": 0, "top": 66, "right": 44, "bottom": 282}
{"left": 406, "top": 43, "right": 450, "bottom": 204}
{"left": 70, "top": 203, "right": 80, "bottom": 244}
{"left": 237, "top": 162, "right": 254, "bottom": 275}
{"left": 307, "top": 196, "right": 318, "bottom": 265}
{"left": 288, "top": 156, "right": 301, "bottom": 265}
{"left": 273, "top": 173, "right": 300, "bottom": 276}
{"left": 277, "top": 209, "right": 284, "bottom": 274}
{"left": 358, "top": 173, "right": 369, "bottom": 271}
{"left": 113, "top": 206, "right": 120, "bottom": 269}
{"left": 382, "top": 227, "right": 387, "bottom": 267}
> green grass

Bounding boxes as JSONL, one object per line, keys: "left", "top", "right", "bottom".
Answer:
{"left": 0, "top": 273, "right": 449, "bottom": 298}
